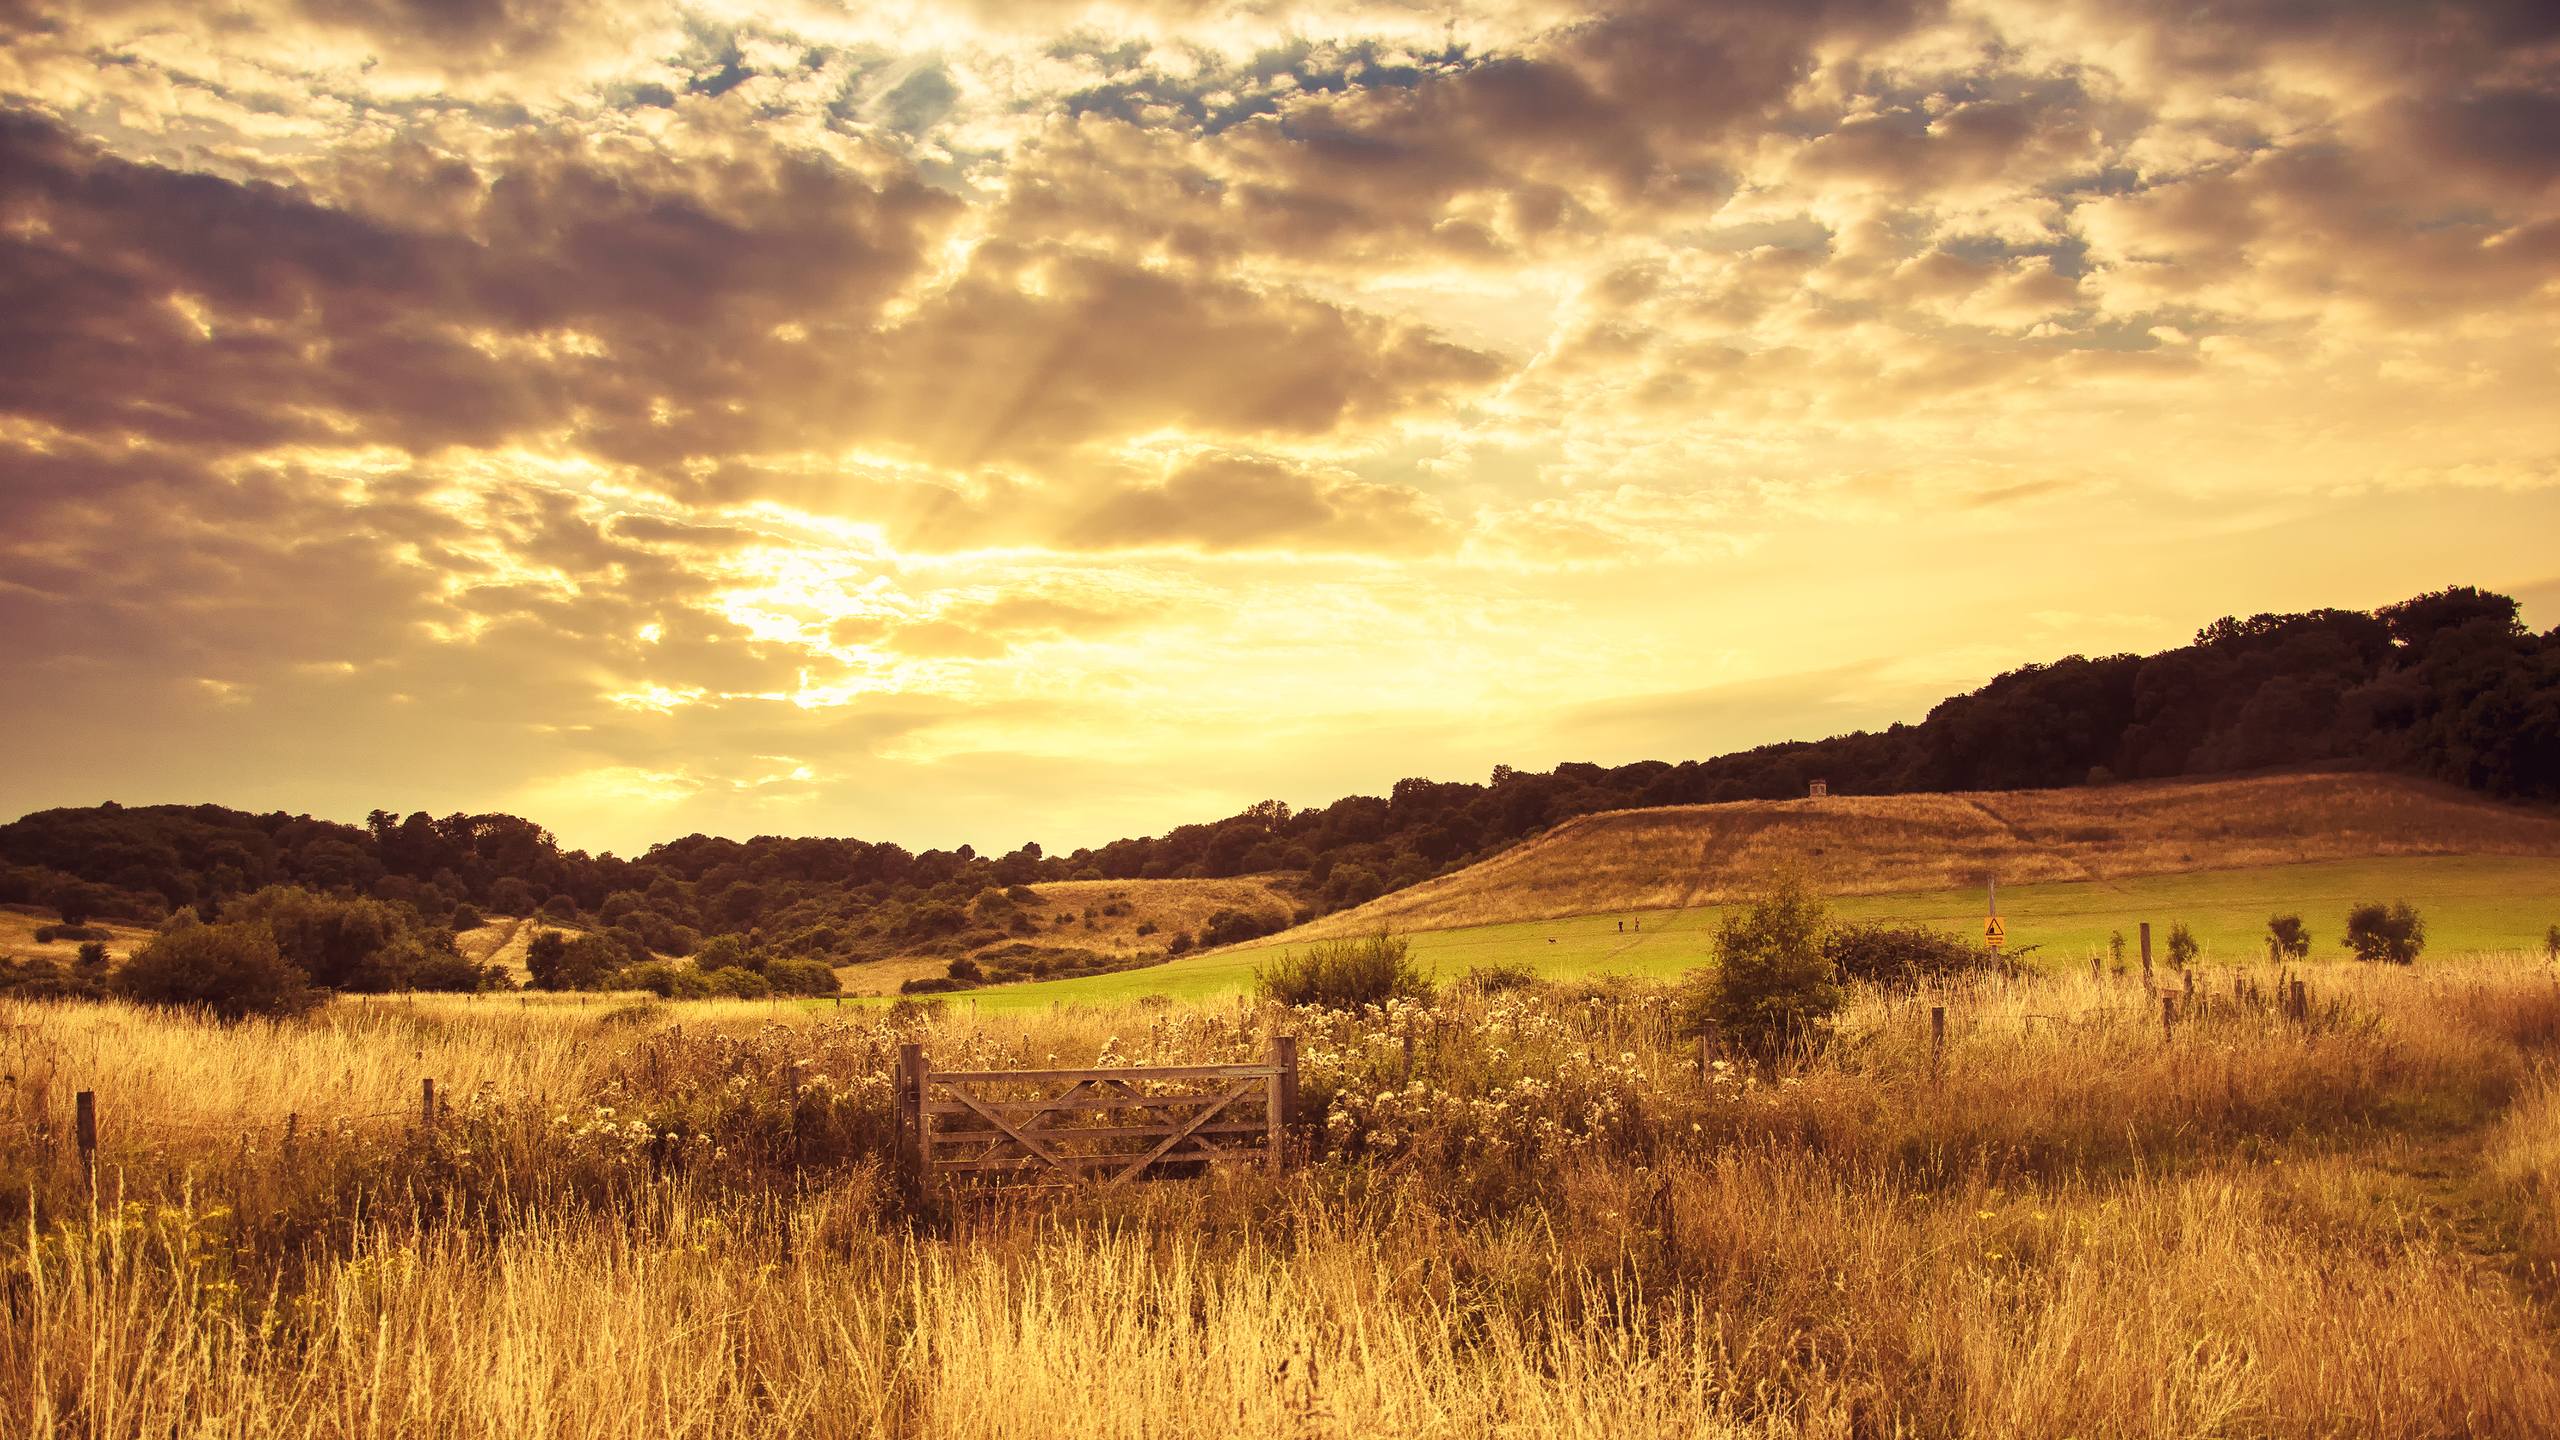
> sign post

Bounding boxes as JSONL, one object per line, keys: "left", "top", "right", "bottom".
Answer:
{"left": 1984, "top": 877, "right": 2005, "bottom": 952}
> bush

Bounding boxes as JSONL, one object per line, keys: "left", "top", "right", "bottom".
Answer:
{"left": 115, "top": 920, "right": 319, "bottom": 1020}
{"left": 1200, "top": 907, "right": 1280, "bottom": 948}
{"left": 618, "top": 961, "right": 713, "bottom": 1000}
{"left": 946, "top": 956, "right": 984, "bottom": 982}
{"left": 1459, "top": 962, "right": 1539, "bottom": 995}
{"left": 398, "top": 944, "right": 494, "bottom": 993}
{"left": 1167, "top": 932, "right": 1196, "bottom": 955}
{"left": 698, "top": 966, "right": 771, "bottom": 999}
{"left": 2166, "top": 923, "right": 2202, "bottom": 970}
{"left": 448, "top": 903, "right": 483, "bottom": 931}
{"left": 75, "top": 940, "right": 109, "bottom": 967}
{"left": 763, "top": 957, "right": 841, "bottom": 995}
{"left": 540, "top": 894, "right": 578, "bottom": 921}
{"left": 1822, "top": 922, "right": 2014, "bottom": 992}
{"left": 2268, "top": 914, "right": 2311, "bottom": 962}
{"left": 34, "top": 923, "right": 110, "bottom": 943}
{"left": 0, "top": 955, "right": 108, "bottom": 1002}
{"left": 1255, "top": 932, "right": 1431, "bottom": 1010}
{"left": 1681, "top": 875, "right": 1840, "bottom": 1057}
{"left": 2344, "top": 901, "right": 2425, "bottom": 964}
{"left": 899, "top": 975, "right": 972, "bottom": 995}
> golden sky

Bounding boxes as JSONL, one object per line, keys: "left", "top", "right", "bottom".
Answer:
{"left": 3, "top": 0, "right": 2556, "bottom": 856}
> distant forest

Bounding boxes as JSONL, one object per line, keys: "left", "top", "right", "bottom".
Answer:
{"left": 6, "top": 585, "right": 2555, "bottom": 975}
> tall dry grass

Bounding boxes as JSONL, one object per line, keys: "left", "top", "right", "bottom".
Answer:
{"left": 9, "top": 955, "right": 2560, "bottom": 1437}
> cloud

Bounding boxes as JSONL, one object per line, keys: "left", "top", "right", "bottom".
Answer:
{"left": 1065, "top": 452, "right": 1456, "bottom": 553}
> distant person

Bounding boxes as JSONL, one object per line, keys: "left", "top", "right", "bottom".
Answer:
{"left": 1616, "top": 920, "right": 1624, "bottom": 933}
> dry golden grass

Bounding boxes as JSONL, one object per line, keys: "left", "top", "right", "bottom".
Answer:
{"left": 0, "top": 907, "right": 155, "bottom": 964}
{"left": 1007, "top": 876, "right": 1296, "bottom": 955}
{"left": 1297, "top": 771, "right": 2560, "bottom": 938}
{"left": 11, "top": 954, "right": 2560, "bottom": 1437}
{"left": 839, "top": 875, "right": 1298, "bottom": 990}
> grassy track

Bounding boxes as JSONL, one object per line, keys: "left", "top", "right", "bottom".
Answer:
{"left": 894, "top": 854, "right": 2560, "bottom": 1012}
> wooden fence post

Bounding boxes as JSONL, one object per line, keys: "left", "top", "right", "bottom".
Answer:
{"left": 787, "top": 1060, "right": 810, "bottom": 1171}
{"left": 420, "top": 1078, "right": 436, "bottom": 1131}
{"left": 2291, "top": 979, "right": 2308, "bottom": 1023}
{"left": 895, "top": 1043, "right": 921, "bottom": 1176}
{"left": 2160, "top": 993, "right": 2176, "bottom": 1043}
{"left": 2140, "top": 923, "right": 2154, "bottom": 989}
{"left": 1266, "top": 1035, "right": 1297, "bottom": 1173}
{"left": 1399, "top": 1028, "right": 1416, "bottom": 1087}
{"left": 1929, "top": 1005, "right": 1946, "bottom": 1080}
{"left": 282, "top": 1112, "right": 299, "bottom": 1174}
{"left": 2090, "top": 956, "right": 2100, "bottom": 983}
{"left": 74, "top": 1090, "right": 96, "bottom": 1197}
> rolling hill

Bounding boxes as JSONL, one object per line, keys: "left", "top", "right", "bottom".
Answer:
{"left": 906, "top": 772, "right": 2560, "bottom": 1010}
{"left": 1285, "top": 771, "right": 2560, "bottom": 939}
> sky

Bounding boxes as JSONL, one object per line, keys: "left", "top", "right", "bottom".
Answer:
{"left": 2, "top": 0, "right": 2556, "bottom": 858}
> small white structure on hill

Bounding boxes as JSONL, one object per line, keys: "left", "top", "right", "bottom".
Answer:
{"left": 1807, "top": 779, "right": 1829, "bottom": 799}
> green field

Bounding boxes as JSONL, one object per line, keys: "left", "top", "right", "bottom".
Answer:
{"left": 873, "top": 855, "right": 2560, "bottom": 1014}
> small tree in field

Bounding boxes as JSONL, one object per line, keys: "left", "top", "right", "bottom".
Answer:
{"left": 115, "top": 920, "right": 319, "bottom": 1020}
{"left": 1683, "top": 874, "right": 1840, "bottom": 1057}
{"left": 2165, "top": 923, "right": 2201, "bottom": 970}
{"left": 2344, "top": 901, "right": 2425, "bottom": 965}
{"left": 2108, "top": 929, "right": 2127, "bottom": 975}
{"left": 2267, "top": 914, "right": 2310, "bottom": 962}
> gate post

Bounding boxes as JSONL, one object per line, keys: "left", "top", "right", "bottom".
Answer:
{"left": 1269, "top": 1035, "right": 1299, "bottom": 1170}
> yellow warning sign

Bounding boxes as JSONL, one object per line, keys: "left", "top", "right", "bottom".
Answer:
{"left": 1984, "top": 915, "right": 2006, "bottom": 946}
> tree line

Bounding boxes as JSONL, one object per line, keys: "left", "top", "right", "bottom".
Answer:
{"left": 3, "top": 586, "right": 2553, "bottom": 977}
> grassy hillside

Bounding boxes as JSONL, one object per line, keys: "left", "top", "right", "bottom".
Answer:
{"left": 1290, "top": 771, "right": 2560, "bottom": 939}
{"left": 909, "top": 854, "right": 2560, "bottom": 1012}
{"left": 0, "top": 905, "right": 155, "bottom": 962}
{"left": 831, "top": 875, "right": 1297, "bottom": 995}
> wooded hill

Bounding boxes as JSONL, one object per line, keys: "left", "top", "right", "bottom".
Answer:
{"left": 4, "top": 585, "right": 2554, "bottom": 977}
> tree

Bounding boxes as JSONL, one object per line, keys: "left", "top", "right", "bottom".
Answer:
{"left": 526, "top": 930, "right": 621, "bottom": 990}
{"left": 1685, "top": 874, "right": 1841, "bottom": 1056}
{"left": 2344, "top": 901, "right": 2425, "bottom": 964}
{"left": 115, "top": 921, "right": 319, "bottom": 1020}
{"left": 2267, "top": 914, "right": 2311, "bottom": 961}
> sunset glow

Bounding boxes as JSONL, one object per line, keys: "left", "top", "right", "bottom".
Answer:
{"left": 4, "top": 0, "right": 2555, "bottom": 853}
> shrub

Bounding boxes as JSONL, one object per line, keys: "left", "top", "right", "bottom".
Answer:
{"left": 1255, "top": 932, "right": 1430, "bottom": 1010}
{"left": 1167, "top": 932, "right": 1196, "bottom": 955}
{"left": 1459, "top": 962, "right": 1539, "bottom": 995}
{"left": 75, "top": 940, "right": 109, "bottom": 967}
{"left": 115, "top": 920, "right": 319, "bottom": 1020}
{"left": 540, "top": 894, "right": 578, "bottom": 922}
{"left": 946, "top": 956, "right": 984, "bottom": 982}
{"left": 899, "top": 976, "right": 972, "bottom": 995}
{"left": 2268, "top": 914, "right": 2311, "bottom": 961}
{"left": 1681, "top": 874, "right": 1839, "bottom": 1056}
{"left": 1199, "top": 907, "right": 1278, "bottom": 948}
{"left": 2108, "top": 929, "right": 2127, "bottom": 974}
{"left": 0, "top": 956, "right": 108, "bottom": 1002}
{"left": 448, "top": 903, "right": 483, "bottom": 931}
{"left": 399, "top": 945, "right": 494, "bottom": 992}
{"left": 764, "top": 957, "right": 841, "bottom": 995}
{"left": 34, "top": 923, "right": 110, "bottom": 943}
{"left": 698, "top": 966, "right": 772, "bottom": 999}
{"left": 1822, "top": 921, "right": 2012, "bottom": 992}
{"left": 2344, "top": 901, "right": 2425, "bottom": 964}
{"left": 2166, "top": 923, "right": 2202, "bottom": 970}
{"left": 1135, "top": 920, "right": 1159, "bottom": 936}
{"left": 618, "top": 962, "right": 713, "bottom": 999}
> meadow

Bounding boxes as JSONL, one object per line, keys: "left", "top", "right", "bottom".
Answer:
{"left": 11, "top": 949, "right": 2560, "bottom": 1437}
{"left": 930, "top": 853, "right": 2560, "bottom": 1011}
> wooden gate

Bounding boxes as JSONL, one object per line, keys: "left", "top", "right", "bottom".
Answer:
{"left": 896, "top": 1038, "right": 1298, "bottom": 1187}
